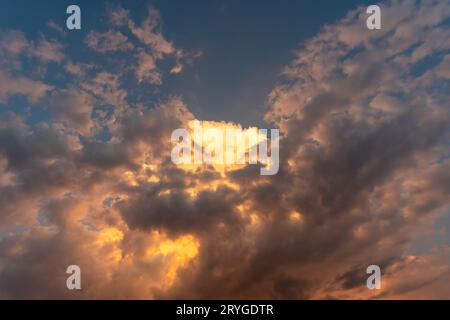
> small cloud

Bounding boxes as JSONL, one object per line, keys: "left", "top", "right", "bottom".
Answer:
{"left": 0, "top": 69, "right": 53, "bottom": 103}
{"left": 31, "top": 35, "right": 64, "bottom": 63}
{"left": 106, "top": 4, "right": 130, "bottom": 27}
{"left": 46, "top": 20, "right": 66, "bottom": 37}
{"left": 135, "top": 49, "right": 161, "bottom": 84}
{"left": 85, "top": 30, "right": 134, "bottom": 53}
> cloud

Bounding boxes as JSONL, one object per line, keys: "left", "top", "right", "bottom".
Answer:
{"left": 80, "top": 71, "right": 127, "bottom": 110}
{"left": 127, "top": 7, "right": 175, "bottom": 56}
{"left": 0, "top": 30, "right": 29, "bottom": 57}
{"left": 64, "top": 61, "right": 95, "bottom": 78}
{"left": 48, "top": 88, "right": 94, "bottom": 135}
{"left": 31, "top": 36, "right": 65, "bottom": 63}
{"left": 135, "top": 49, "right": 161, "bottom": 84}
{"left": 100, "top": 5, "right": 200, "bottom": 84}
{"left": 107, "top": 4, "right": 130, "bottom": 27}
{"left": 85, "top": 30, "right": 134, "bottom": 53}
{"left": 0, "top": 69, "right": 53, "bottom": 103}
{"left": 47, "top": 20, "right": 67, "bottom": 37}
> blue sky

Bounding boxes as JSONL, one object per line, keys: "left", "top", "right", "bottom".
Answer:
{"left": 1, "top": 0, "right": 375, "bottom": 126}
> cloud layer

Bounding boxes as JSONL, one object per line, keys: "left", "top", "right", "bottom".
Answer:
{"left": 0, "top": 0, "right": 449, "bottom": 299}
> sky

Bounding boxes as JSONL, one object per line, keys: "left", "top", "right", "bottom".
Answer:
{"left": 0, "top": 0, "right": 376, "bottom": 126}
{"left": 0, "top": 0, "right": 449, "bottom": 299}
